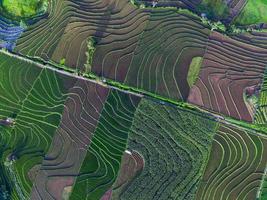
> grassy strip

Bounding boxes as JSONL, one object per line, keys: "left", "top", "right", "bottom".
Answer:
{"left": 84, "top": 37, "right": 96, "bottom": 73}
{"left": 187, "top": 56, "right": 203, "bottom": 88}
{"left": 225, "top": 117, "right": 267, "bottom": 135}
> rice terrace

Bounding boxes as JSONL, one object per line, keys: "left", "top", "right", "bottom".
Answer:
{"left": 1, "top": 0, "right": 267, "bottom": 199}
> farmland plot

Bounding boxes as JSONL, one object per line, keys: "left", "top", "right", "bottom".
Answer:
{"left": 188, "top": 31, "right": 267, "bottom": 122}
{"left": 15, "top": 0, "right": 150, "bottom": 75}
{"left": 69, "top": 90, "right": 141, "bottom": 200}
{"left": 0, "top": 52, "right": 42, "bottom": 199}
{"left": 196, "top": 124, "right": 267, "bottom": 200}
{"left": 232, "top": 32, "right": 267, "bottom": 50}
{"left": 0, "top": 17, "right": 24, "bottom": 50}
{"left": 125, "top": 9, "right": 211, "bottom": 101}
{"left": 116, "top": 99, "right": 218, "bottom": 200}
{"left": 111, "top": 150, "right": 144, "bottom": 200}
{"left": 0, "top": 52, "right": 72, "bottom": 199}
{"left": 0, "top": 51, "right": 144, "bottom": 199}
{"left": 8, "top": 68, "right": 69, "bottom": 198}
{"left": 30, "top": 80, "right": 110, "bottom": 200}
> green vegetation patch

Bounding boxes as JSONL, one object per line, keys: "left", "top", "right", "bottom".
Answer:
{"left": 0, "top": 52, "right": 42, "bottom": 199}
{"left": 187, "top": 56, "right": 203, "bottom": 87}
{"left": 119, "top": 99, "right": 218, "bottom": 200}
{"left": 70, "top": 90, "right": 140, "bottom": 200}
{"left": 0, "top": 52, "right": 69, "bottom": 199}
{"left": 1, "top": 0, "right": 48, "bottom": 19}
{"left": 235, "top": 0, "right": 267, "bottom": 25}
{"left": 197, "top": 0, "right": 229, "bottom": 20}
{"left": 84, "top": 37, "right": 96, "bottom": 73}
{"left": 10, "top": 68, "right": 68, "bottom": 198}
{"left": 260, "top": 173, "right": 267, "bottom": 200}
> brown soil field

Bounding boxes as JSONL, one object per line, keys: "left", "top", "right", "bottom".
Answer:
{"left": 111, "top": 150, "right": 144, "bottom": 200}
{"left": 15, "top": 0, "right": 150, "bottom": 76}
{"left": 188, "top": 31, "right": 267, "bottom": 121}
{"left": 125, "top": 9, "right": 211, "bottom": 100}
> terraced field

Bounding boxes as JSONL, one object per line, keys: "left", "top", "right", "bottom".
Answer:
{"left": 111, "top": 150, "right": 144, "bottom": 200}
{"left": 196, "top": 124, "right": 267, "bottom": 200}
{"left": 188, "top": 31, "right": 267, "bottom": 122}
{"left": 0, "top": 17, "right": 23, "bottom": 50}
{"left": 70, "top": 90, "right": 140, "bottom": 200}
{"left": 232, "top": 31, "right": 267, "bottom": 50}
{"left": 0, "top": 52, "right": 71, "bottom": 199}
{"left": 10, "top": 68, "right": 69, "bottom": 199}
{"left": 124, "top": 9, "right": 210, "bottom": 101}
{"left": 0, "top": 52, "right": 42, "bottom": 199}
{"left": 3, "top": 0, "right": 267, "bottom": 199}
{"left": 31, "top": 80, "right": 110, "bottom": 200}
{"left": 116, "top": 99, "right": 218, "bottom": 200}
{"left": 0, "top": 51, "right": 143, "bottom": 199}
{"left": 14, "top": 0, "right": 150, "bottom": 75}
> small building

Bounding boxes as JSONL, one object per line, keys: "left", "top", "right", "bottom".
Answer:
{"left": 0, "top": 118, "right": 15, "bottom": 127}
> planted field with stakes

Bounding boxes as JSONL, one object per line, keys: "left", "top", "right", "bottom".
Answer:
{"left": 116, "top": 99, "right": 218, "bottom": 200}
